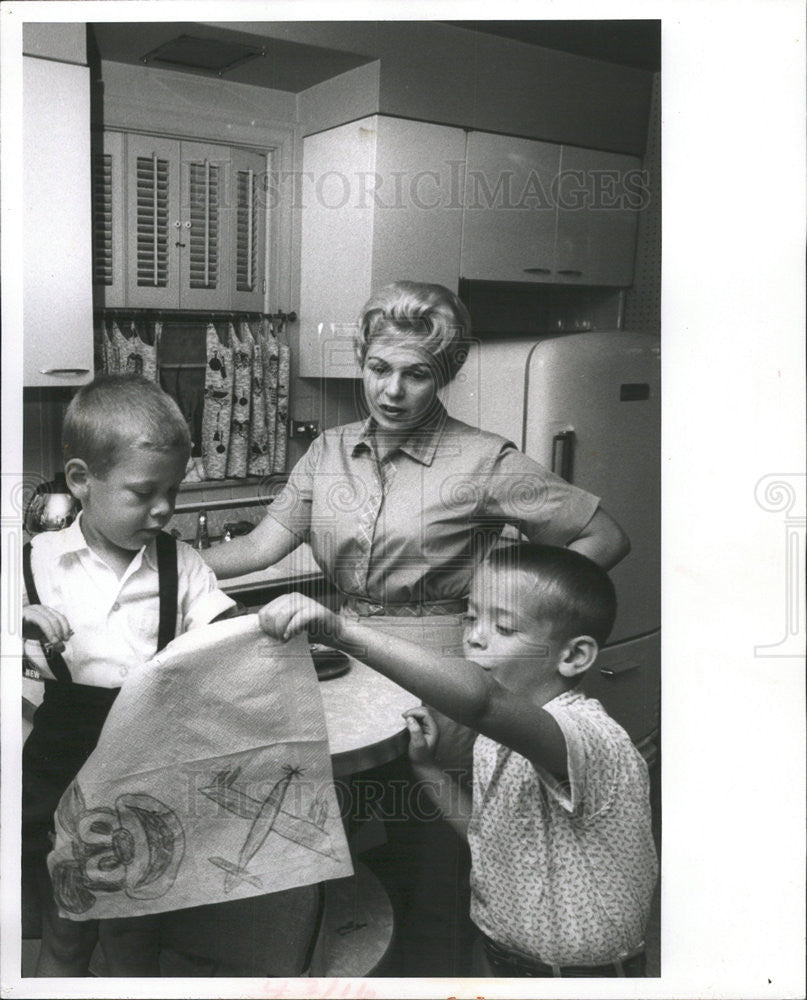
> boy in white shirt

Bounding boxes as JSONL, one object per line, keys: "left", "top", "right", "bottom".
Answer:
{"left": 22, "top": 374, "right": 235, "bottom": 977}
{"left": 258, "top": 542, "right": 658, "bottom": 976}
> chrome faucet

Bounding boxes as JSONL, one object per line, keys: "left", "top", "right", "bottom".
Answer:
{"left": 194, "top": 511, "right": 210, "bottom": 550}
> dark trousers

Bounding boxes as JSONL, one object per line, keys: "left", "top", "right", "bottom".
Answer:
{"left": 346, "top": 755, "right": 475, "bottom": 977}
{"left": 22, "top": 681, "right": 119, "bottom": 856}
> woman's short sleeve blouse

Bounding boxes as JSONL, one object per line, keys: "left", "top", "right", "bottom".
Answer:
{"left": 266, "top": 411, "right": 600, "bottom": 605}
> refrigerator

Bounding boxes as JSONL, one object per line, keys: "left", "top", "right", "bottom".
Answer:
{"left": 444, "top": 331, "right": 660, "bottom": 752}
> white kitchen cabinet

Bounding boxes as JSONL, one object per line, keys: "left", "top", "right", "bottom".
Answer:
{"left": 554, "top": 145, "right": 642, "bottom": 286}
{"left": 461, "top": 131, "right": 640, "bottom": 287}
{"left": 461, "top": 132, "right": 559, "bottom": 283}
{"left": 24, "top": 57, "right": 94, "bottom": 386}
{"left": 91, "top": 133, "right": 266, "bottom": 311}
{"left": 299, "top": 115, "right": 466, "bottom": 378}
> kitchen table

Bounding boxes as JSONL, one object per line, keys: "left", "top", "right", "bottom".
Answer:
{"left": 318, "top": 656, "right": 420, "bottom": 777}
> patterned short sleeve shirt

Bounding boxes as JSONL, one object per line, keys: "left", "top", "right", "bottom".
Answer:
{"left": 468, "top": 689, "right": 658, "bottom": 965}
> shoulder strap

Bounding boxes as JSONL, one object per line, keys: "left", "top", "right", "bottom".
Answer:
{"left": 22, "top": 541, "right": 73, "bottom": 684}
{"left": 155, "top": 532, "right": 179, "bottom": 653}
{"left": 22, "top": 541, "right": 40, "bottom": 605}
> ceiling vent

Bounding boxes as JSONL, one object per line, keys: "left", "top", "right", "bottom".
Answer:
{"left": 140, "top": 34, "right": 266, "bottom": 76}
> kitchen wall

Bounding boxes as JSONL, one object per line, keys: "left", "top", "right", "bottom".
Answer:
{"left": 215, "top": 20, "right": 652, "bottom": 154}
{"left": 622, "top": 71, "right": 661, "bottom": 335}
{"left": 21, "top": 22, "right": 661, "bottom": 502}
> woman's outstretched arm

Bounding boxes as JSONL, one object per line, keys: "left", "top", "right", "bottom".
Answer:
{"left": 201, "top": 514, "right": 301, "bottom": 580}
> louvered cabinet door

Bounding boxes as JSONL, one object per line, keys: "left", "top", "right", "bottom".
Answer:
{"left": 125, "top": 134, "right": 181, "bottom": 308}
{"left": 91, "top": 131, "right": 126, "bottom": 307}
{"left": 229, "top": 147, "right": 267, "bottom": 313}
{"left": 179, "top": 141, "right": 231, "bottom": 310}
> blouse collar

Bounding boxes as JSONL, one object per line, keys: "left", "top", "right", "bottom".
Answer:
{"left": 353, "top": 402, "right": 448, "bottom": 467}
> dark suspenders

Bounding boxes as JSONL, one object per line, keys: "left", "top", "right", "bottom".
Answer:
{"left": 22, "top": 533, "right": 178, "bottom": 683}
{"left": 154, "top": 531, "right": 179, "bottom": 654}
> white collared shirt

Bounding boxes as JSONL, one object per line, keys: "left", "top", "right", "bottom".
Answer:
{"left": 23, "top": 515, "right": 235, "bottom": 688}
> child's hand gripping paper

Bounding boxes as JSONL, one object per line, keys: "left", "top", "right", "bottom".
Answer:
{"left": 258, "top": 593, "right": 339, "bottom": 645}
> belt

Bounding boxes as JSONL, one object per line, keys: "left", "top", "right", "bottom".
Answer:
{"left": 341, "top": 595, "right": 467, "bottom": 618}
{"left": 482, "top": 934, "right": 647, "bottom": 978}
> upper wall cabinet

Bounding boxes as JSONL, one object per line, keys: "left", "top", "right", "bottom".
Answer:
{"left": 461, "top": 132, "right": 642, "bottom": 287}
{"left": 24, "top": 57, "right": 94, "bottom": 386}
{"left": 299, "top": 116, "right": 466, "bottom": 377}
{"left": 92, "top": 132, "right": 266, "bottom": 311}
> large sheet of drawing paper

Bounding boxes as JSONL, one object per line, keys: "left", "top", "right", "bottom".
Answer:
{"left": 47, "top": 616, "right": 353, "bottom": 920}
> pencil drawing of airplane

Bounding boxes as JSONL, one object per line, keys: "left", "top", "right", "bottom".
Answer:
{"left": 202, "top": 763, "right": 340, "bottom": 893}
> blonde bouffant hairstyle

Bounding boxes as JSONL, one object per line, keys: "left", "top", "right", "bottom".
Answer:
{"left": 355, "top": 281, "right": 472, "bottom": 388}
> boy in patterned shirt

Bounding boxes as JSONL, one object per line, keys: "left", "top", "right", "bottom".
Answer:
{"left": 258, "top": 542, "right": 658, "bottom": 977}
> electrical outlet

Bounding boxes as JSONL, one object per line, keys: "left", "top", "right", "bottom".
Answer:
{"left": 290, "top": 420, "right": 320, "bottom": 440}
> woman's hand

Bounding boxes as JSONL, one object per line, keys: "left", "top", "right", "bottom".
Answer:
{"left": 23, "top": 604, "right": 72, "bottom": 652}
{"left": 258, "top": 593, "right": 339, "bottom": 644}
{"left": 403, "top": 706, "right": 440, "bottom": 768}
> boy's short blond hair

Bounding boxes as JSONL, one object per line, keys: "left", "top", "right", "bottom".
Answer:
{"left": 62, "top": 374, "right": 191, "bottom": 476}
{"left": 485, "top": 543, "right": 618, "bottom": 647}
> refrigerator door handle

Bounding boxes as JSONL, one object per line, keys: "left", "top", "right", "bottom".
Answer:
{"left": 551, "top": 429, "right": 575, "bottom": 482}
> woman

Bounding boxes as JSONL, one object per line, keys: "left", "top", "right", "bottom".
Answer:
{"left": 205, "top": 281, "right": 628, "bottom": 587}
{"left": 204, "top": 280, "right": 629, "bottom": 973}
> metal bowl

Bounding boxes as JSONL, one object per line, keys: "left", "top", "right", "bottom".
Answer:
{"left": 25, "top": 490, "right": 80, "bottom": 534}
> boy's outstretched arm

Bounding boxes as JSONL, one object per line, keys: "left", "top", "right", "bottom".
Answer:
{"left": 258, "top": 594, "right": 570, "bottom": 779}
{"left": 404, "top": 708, "right": 472, "bottom": 841}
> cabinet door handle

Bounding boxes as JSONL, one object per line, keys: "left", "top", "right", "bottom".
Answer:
{"left": 557, "top": 269, "right": 583, "bottom": 277}
{"left": 39, "top": 368, "right": 91, "bottom": 376}
{"left": 600, "top": 659, "right": 642, "bottom": 677}
{"left": 523, "top": 267, "right": 551, "bottom": 275}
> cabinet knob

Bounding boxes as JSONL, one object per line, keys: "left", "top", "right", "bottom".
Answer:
{"left": 523, "top": 267, "right": 551, "bottom": 275}
{"left": 39, "top": 368, "right": 91, "bottom": 376}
